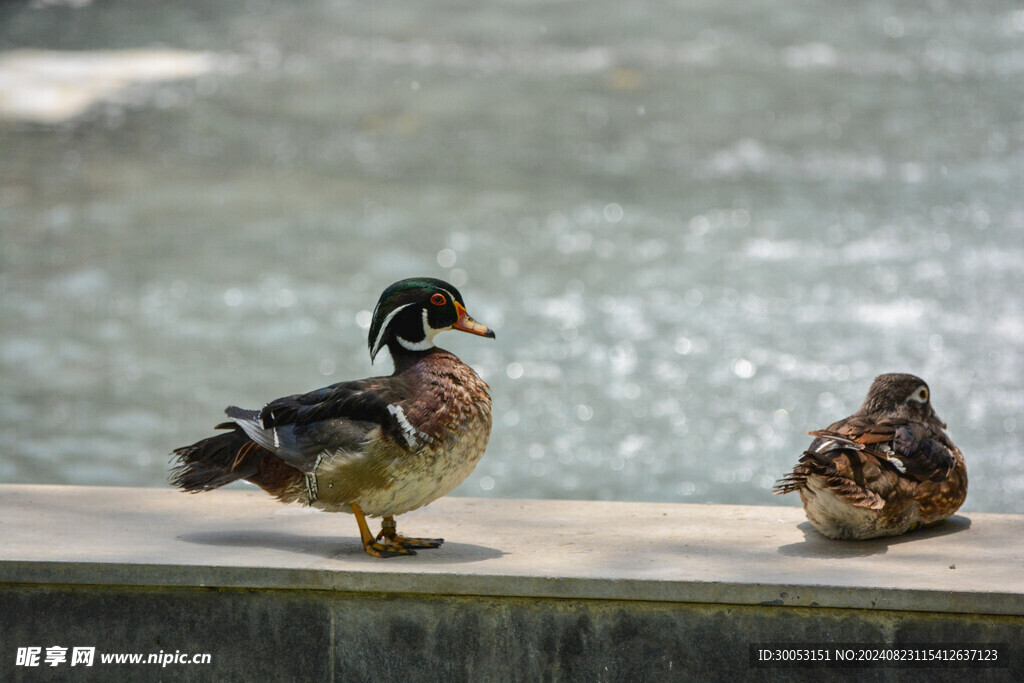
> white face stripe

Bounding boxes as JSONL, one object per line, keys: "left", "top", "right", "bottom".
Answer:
{"left": 371, "top": 302, "right": 415, "bottom": 360}
{"left": 436, "top": 287, "right": 458, "bottom": 306}
{"left": 375, "top": 289, "right": 462, "bottom": 358}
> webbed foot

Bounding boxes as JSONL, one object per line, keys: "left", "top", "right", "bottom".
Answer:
{"left": 376, "top": 531, "right": 443, "bottom": 549}
{"left": 351, "top": 503, "right": 420, "bottom": 558}
{"left": 377, "top": 516, "right": 444, "bottom": 550}
{"left": 363, "top": 537, "right": 418, "bottom": 558}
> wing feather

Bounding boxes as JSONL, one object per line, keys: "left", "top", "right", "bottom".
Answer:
{"left": 221, "top": 376, "right": 416, "bottom": 471}
{"left": 775, "top": 414, "right": 960, "bottom": 511}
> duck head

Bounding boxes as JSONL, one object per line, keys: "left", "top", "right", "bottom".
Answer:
{"left": 368, "top": 277, "right": 495, "bottom": 362}
{"left": 860, "top": 372, "right": 945, "bottom": 427}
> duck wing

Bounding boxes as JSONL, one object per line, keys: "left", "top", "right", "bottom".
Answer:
{"left": 774, "top": 414, "right": 958, "bottom": 508}
{"left": 773, "top": 415, "right": 902, "bottom": 508}
{"left": 224, "top": 376, "right": 421, "bottom": 471}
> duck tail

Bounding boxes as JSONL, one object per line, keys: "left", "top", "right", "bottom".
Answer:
{"left": 169, "top": 424, "right": 262, "bottom": 492}
{"left": 772, "top": 470, "right": 807, "bottom": 495}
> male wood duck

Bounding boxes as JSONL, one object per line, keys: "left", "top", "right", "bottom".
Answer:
{"left": 171, "top": 277, "right": 495, "bottom": 557}
{"left": 773, "top": 373, "right": 967, "bottom": 540}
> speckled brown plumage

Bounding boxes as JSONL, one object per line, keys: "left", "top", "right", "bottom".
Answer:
{"left": 774, "top": 373, "right": 967, "bottom": 540}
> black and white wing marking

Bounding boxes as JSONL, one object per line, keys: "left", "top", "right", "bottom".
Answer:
{"left": 224, "top": 378, "right": 426, "bottom": 471}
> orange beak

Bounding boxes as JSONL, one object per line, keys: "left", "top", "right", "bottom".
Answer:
{"left": 452, "top": 302, "right": 495, "bottom": 338}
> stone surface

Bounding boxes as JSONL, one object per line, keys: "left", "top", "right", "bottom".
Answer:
{"left": 1, "top": 484, "right": 1022, "bottom": 616}
{"left": 3, "top": 586, "right": 1020, "bottom": 682}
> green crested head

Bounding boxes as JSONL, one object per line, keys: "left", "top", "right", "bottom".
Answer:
{"left": 368, "top": 277, "right": 494, "bottom": 362}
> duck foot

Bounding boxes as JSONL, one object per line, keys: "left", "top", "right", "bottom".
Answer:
{"left": 377, "top": 532, "right": 443, "bottom": 550}
{"left": 378, "top": 516, "right": 444, "bottom": 550}
{"left": 351, "top": 503, "right": 418, "bottom": 558}
{"left": 363, "top": 538, "right": 417, "bottom": 558}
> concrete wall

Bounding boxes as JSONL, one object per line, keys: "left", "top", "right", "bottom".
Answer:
{"left": 3, "top": 585, "right": 1021, "bottom": 682}
{"left": 1, "top": 485, "right": 1021, "bottom": 681}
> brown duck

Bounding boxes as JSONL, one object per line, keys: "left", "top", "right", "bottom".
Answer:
{"left": 171, "top": 277, "right": 495, "bottom": 557}
{"left": 774, "top": 373, "right": 967, "bottom": 540}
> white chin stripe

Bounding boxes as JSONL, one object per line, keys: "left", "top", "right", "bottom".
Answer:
{"left": 396, "top": 308, "right": 440, "bottom": 352}
{"left": 397, "top": 335, "right": 435, "bottom": 351}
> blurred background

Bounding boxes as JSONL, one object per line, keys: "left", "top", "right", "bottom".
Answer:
{"left": 1, "top": 0, "right": 1022, "bottom": 513}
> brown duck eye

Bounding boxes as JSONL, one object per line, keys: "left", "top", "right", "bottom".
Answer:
{"left": 919, "top": 389, "right": 928, "bottom": 401}
{"left": 430, "top": 293, "right": 446, "bottom": 306}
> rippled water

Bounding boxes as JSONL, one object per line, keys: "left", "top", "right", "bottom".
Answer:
{"left": 2, "top": 1, "right": 1022, "bottom": 513}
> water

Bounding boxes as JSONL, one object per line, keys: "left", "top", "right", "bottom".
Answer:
{"left": 1, "top": 1, "right": 1022, "bottom": 513}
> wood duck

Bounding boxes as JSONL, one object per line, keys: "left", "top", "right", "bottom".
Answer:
{"left": 773, "top": 373, "right": 967, "bottom": 540}
{"left": 171, "top": 277, "right": 495, "bottom": 557}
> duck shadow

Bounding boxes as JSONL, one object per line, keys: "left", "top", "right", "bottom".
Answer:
{"left": 180, "top": 529, "right": 506, "bottom": 564}
{"left": 776, "top": 515, "right": 971, "bottom": 559}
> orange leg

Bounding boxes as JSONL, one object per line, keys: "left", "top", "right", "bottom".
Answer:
{"left": 375, "top": 515, "right": 443, "bottom": 550}
{"left": 351, "top": 503, "right": 415, "bottom": 558}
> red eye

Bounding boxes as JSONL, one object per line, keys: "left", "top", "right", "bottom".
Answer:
{"left": 430, "top": 293, "right": 446, "bottom": 306}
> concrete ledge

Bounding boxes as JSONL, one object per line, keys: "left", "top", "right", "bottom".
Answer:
{"left": 1, "top": 484, "right": 1022, "bottom": 615}
{"left": 1, "top": 485, "right": 1022, "bottom": 679}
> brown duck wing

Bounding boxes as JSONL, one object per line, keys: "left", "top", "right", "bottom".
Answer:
{"left": 823, "top": 416, "right": 957, "bottom": 483}
{"left": 774, "top": 444, "right": 898, "bottom": 510}
{"left": 911, "top": 445, "right": 968, "bottom": 523}
{"left": 818, "top": 413, "right": 898, "bottom": 445}
{"left": 889, "top": 420, "right": 957, "bottom": 480}
{"left": 774, "top": 413, "right": 966, "bottom": 520}
{"left": 888, "top": 420, "right": 967, "bottom": 522}
{"left": 773, "top": 415, "right": 902, "bottom": 508}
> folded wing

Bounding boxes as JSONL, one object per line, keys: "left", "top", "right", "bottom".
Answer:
{"left": 223, "top": 377, "right": 414, "bottom": 471}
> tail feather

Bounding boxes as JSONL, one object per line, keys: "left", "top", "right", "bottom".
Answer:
{"left": 225, "top": 405, "right": 261, "bottom": 422}
{"left": 171, "top": 420, "right": 305, "bottom": 503}
{"left": 170, "top": 426, "right": 261, "bottom": 492}
{"left": 772, "top": 471, "right": 806, "bottom": 495}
